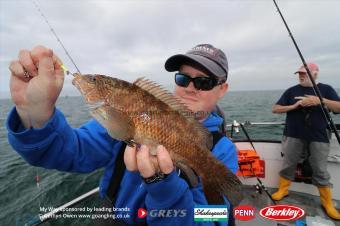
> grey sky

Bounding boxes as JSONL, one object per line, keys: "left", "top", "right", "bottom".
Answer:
{"left": 1, "top": 0, "right": 340, "bottom": 98}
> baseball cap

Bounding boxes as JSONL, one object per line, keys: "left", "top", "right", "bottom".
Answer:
{"left": 164, "top": 44, "right": 228, "bottom": 80}
{"left": 294, "top": 63, "right": 319, "bottom": 74}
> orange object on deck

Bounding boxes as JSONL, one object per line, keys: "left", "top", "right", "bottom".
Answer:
{"left": 237, "top": 149, "right": 265, "bottom": 178}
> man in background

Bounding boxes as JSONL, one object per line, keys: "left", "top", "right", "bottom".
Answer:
{"left": 271, "top": 63, "right": 340, "bottom": 220}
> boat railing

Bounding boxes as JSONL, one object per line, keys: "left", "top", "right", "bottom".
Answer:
{"left": 25, "top": 187, "right": 99, "bottom": 226}
{"left": 226, "top": 120, "right": 339, "bottom": 134}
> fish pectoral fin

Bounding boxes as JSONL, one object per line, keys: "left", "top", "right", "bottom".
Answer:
{"left": 88, "top": 101, "right": 106, "bottom": 111}
{"left": 91, "top": 106, "right": 135, "bottom": 141}
{"left": 176, "top": 162, "right": 199, "bottom": 188}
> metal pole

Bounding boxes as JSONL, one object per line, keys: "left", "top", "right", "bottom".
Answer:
{"left": 25, "top": 187, "right": 99, "bottom": 226}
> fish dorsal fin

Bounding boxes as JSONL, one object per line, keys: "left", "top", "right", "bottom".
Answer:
{"left": 134, "top": 77, "right": 192, "bottom": 116}
{"left": 133, "top": 77, "right": 213, "bottom": 150}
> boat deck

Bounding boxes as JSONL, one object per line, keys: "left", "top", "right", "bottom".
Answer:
{"left": 236, "top": 185, "right": 340, "bottom": 226}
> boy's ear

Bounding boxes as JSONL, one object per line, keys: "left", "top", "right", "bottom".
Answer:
{"left": 218, "top": 83, "right": 228, "bottom": 98}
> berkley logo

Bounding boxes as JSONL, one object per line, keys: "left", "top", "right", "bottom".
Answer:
{"left": 259, "top": 205, "right": 305, "bottom": 221}
{"left": 233, "top": 205, "right": 256, "bottom": 221}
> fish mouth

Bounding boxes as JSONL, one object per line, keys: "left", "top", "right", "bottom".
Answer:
{"left": 72, "top": 75, "right": 83, "bottom": 90}
{"left": 72, "top": 79, "right": 89, "bottom": 98}
{"left": 72, "top": 77, "right": 100, "bottom": 104}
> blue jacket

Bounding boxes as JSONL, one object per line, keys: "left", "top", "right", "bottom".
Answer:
{"left": 7, "top": 107, "right": 238, "bottom": 225}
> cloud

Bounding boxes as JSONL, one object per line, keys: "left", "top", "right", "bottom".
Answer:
{"left": 1, "top": 0, "right": 340, "bottom": 98}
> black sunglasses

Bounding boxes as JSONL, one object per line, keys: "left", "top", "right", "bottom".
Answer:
{"left": 174, "top": 73, "right": 225, "bottom": 91}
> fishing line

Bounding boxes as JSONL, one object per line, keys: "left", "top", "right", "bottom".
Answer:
{"left": 28, "top": 0, "right": 83, "bottom": 218}
{"left": 273, "top": 0, "right": 340, "bottom": 146}
{"left": 35, "top": 168, "right": 42, "bottom": 209}
{"left": 31, "top": 0, "right": 80, "bottom": 75}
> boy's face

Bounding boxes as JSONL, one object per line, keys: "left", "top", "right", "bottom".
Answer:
{"left": 174, "top": 64, "right": 228, "bottom": 120}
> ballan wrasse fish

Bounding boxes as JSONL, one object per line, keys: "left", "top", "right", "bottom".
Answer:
{"left": 72, "top": 73, "right": 243, "bottom": 206}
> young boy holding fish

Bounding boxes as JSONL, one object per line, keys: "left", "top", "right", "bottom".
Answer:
{"left": 7, "top": 44, "right": 240, "bottom": 225}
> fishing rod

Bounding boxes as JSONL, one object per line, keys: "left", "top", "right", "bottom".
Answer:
{"left": 32, "top": 0, "right": 79, "bottom": 75}
{"left": 273, "top": 0, "right": 340, "bottom": 146}
{"left": 238, "top": 123, "right": 277, "bottom": 205}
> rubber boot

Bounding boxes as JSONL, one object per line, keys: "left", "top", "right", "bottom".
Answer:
{"left": 318, "top": 186, "right": 340, "bottom": 220}
{"left": 271, "top": 176, "right": 291, "bottom": 201}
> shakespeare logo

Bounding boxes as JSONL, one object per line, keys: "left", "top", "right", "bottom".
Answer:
{"left": 194, "top": 205, "right": 228, "bottom": 222}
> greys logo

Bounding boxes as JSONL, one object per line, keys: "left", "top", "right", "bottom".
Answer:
{"left": 148, "top": 209, "right": 187, "bottom": 218}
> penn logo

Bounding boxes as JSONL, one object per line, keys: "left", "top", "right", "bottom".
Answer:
{"left": 233, "top": 205, "right": 256, "bottom": 221}
{"left": 259, "top": 205, "right": 305, "bottom": 221}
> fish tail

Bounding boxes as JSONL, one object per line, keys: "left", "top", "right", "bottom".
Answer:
{"left": 201, "top": 155, "right": 243, "bottom": 207}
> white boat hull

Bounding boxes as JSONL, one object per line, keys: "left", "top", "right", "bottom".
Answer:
{"left": 235, "top": 135, "right": 340, "bottom": 201}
